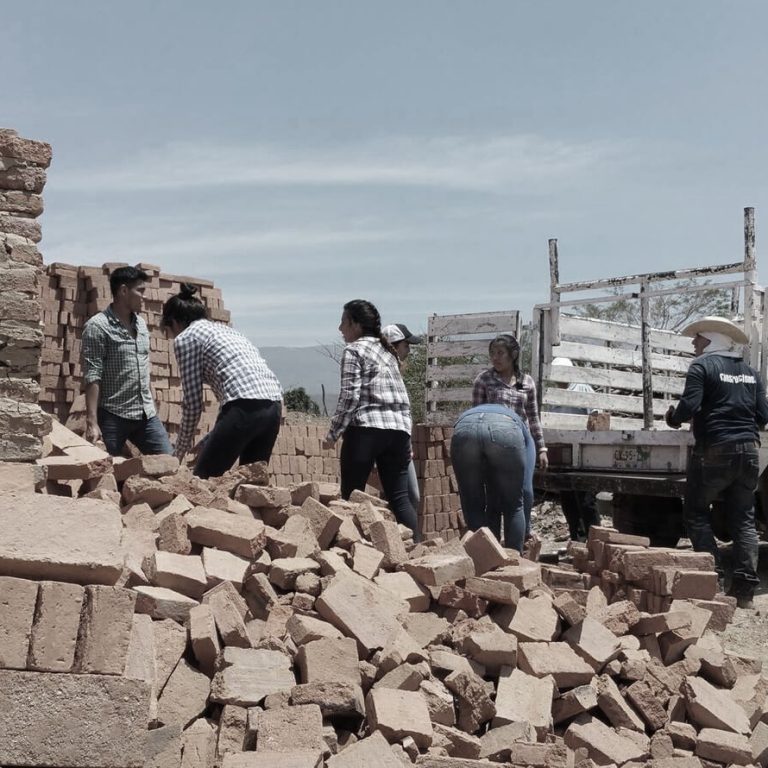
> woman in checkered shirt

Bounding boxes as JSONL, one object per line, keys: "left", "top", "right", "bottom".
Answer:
{"left": 472, "top": 334, "right": 548, "bottom": 537}
{"left": 162, "top": 284, "right": 283, "bottom": 479}
{"left": 323, "top": 299, "right": 419, "bottom": 540}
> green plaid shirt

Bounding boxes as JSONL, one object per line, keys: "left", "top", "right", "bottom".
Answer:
{"left": 81, "top": 305, "right": 157, "bottom": 420}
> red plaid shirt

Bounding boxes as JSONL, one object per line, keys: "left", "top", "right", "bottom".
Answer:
{"left": 472, "top": 368, "right": 546, "bottom": 452}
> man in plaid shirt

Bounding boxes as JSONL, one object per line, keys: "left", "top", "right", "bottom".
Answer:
{"left": 81, "top": 266, "right": 172, "bottom": 456}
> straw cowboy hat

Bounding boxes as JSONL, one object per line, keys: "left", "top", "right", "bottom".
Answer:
{"left": 679, "top": 316, "right": 748, "bottom": 345}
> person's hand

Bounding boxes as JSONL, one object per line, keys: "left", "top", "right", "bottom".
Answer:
{"left": 322, "top": 437, "right": 336, "bottom": 451}
{"left": 538, "top": 450, "right": 549, "bottom": 471}
{"left": 85, "top": 420, "right": 103, "bottom": 446}
{"left": 665, "top": 405, "right": 679, "bottom": 429}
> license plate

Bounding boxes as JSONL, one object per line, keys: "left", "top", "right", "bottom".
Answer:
{"left": 612, "top": 445, "right": 651, "bottom": 469}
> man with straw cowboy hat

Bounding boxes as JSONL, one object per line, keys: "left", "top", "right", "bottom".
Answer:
{"left": 666, "top": 316, "right": 768, "bottom": 609}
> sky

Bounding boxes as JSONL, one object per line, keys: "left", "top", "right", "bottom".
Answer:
{"left": 4, "top": 1, "right": 768, "bottom": 346}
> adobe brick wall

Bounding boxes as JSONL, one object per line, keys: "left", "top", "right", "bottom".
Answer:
{"left": 0, "top": 129, "right": 53, "bottom": 461}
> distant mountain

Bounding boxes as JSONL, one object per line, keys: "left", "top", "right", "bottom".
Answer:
{"left": 259, "top": 345, "right": 341, "bottom": 413}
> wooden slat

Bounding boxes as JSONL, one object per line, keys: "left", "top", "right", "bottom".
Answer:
{"left": 555, "top": 261, "right": 745, "bottom": 294}
{"left": 425, "top": 364, "right": 486, "bottom": 382}
{"left": 544, "top": 428, "right": 692, "bottom": 446}
{"left": 427, "top": 311, "right": 520, "bottom": 337}
{"left": 552, "top": 341, "right": 691, "bottom": 373}
{"left": 542, "top": 411, "right": 677, "bottom": 431}
{"left": 541, "top": 387, "right": 673, "bottom": 417}
{"left": 559, "top": 315, "right": 692, "bottom": 354}
{"left": 425, "top": 388, "right": 474, "bottom": 403}
{"left": 545, "top": 365, "right": 686, "bottom": 396}
{"left": 426, "top": 340, "right": 493, "bottom": 358}
{"left": 425, "top": 409, "right": 464, "bottom": 425}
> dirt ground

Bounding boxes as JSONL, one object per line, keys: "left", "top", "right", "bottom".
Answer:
{"left": 530, "top": 500, "right": 768, "bottom": 666}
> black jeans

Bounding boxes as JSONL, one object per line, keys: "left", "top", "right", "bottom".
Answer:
{"left": 194, "top": 399, "right": 281, "bottom": 479}
{"left": 684, "top": 440, "right": 760, "bottom": 597}
{"left": 340, "top": 426, "right": 419, "bottom": 540}
{"left": 561, "top": 490, "right": 600, "bottom": 542}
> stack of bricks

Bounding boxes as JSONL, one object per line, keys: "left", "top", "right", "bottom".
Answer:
{"left": 567, "top": 527, "right": 734, "bottom": 633}
{"left": 0, "top": 476, "right": 155, "bottom": 768}
{"left": 412, "top": 424, "right": 463, "bottom": 542}
{"left": 38, "top": 262, "right": 230, "bottom": 442}
{"left": 0, "top": 128, "right": 53, "bottom": 461}
{"left": 269, "top": 422, "right": 340, "bottom": 487}
{"left": 4, "top": 436, "right": 767, "bottom": 768}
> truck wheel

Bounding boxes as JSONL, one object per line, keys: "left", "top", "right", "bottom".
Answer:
{"left": 611, "top": 494, "right": 684, "bottom": 548}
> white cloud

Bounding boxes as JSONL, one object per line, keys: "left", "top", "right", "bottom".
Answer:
{"left": 42, "top": 225, "right": 406, "bottom": 268}
{"left": 53, "top": 134, "right": 626, "bottom": 194}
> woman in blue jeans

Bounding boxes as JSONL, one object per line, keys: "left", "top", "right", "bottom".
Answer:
{"left": 451, "top": 404, "right": 531, "bottom": 552}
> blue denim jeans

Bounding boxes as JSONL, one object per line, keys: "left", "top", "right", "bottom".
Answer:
{"left": 523, "top": 426, "right": 535, "bottom": 536}
{"left": 98, "top": 407, "right": 173, "bottom": 456}
{"left": 684, "top": 440, "right": 760, "bottom": 597}
{"left": 451, "top": 409, "right": 527, "bottom": 551}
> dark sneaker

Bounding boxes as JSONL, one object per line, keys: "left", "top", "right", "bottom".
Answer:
{"left": 736, "top": 595, "right": 755, "bottom": 610}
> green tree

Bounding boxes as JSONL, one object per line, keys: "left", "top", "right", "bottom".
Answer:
{"left": 578, "top": 279, "right": 732, "bottom": 331}
{"left": 402, "top": 342, "right": 427, "bottom": 424}
{"left": 283, "top": 386, "right": 320, "bottom": 416}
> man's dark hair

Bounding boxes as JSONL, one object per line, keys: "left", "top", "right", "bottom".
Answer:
{"left": 109, "top": 266, "right": 149, "bottom": 296}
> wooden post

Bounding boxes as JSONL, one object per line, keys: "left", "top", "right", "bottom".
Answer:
{"left": 530, "top": 307, "right": 543, "bottom": 408}
{"left": 639, "top": 277, "right": 654, "bottom": 430}
{"left": 744, "top": 207, "right": 759, "bottom": 368}
{"left": 548, "top": 239, "right": 561, "bottom": 347}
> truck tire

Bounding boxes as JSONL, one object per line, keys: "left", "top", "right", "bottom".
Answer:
{"left": 611, "top": 494, "right": 684, "bottom": 548}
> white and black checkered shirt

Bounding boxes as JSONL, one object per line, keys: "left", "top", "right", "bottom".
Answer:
{"left": 327, "top": 336, "right": 411, "bottom": 442}
{"left": 81, "top": 305, "right": 157, "bottom": 420}
{"left": 174, "top": 320, "right": 283, "bottom": 458}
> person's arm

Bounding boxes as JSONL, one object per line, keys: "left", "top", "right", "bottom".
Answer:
{"left": 755, "top": 373, "right": 768, "bottom": 429}
{"left": 174, "top": 334, "right": 204, "bottom": 460}
{"left": 524, "top": 377, "right": 548, "bottom": 469}
{"left": 471, "top": 372, "right": 488, "bottom": 405}
{"left": 667, "top": 362, "right": 705, "bottom": 427}
{"left": 81, "top": 322, "right": 106, "bottom": 444}
{"left": 84, "top": 382, "right": 102, "bottom": 444}
{"left": 324, "top": 347, "right": 362, "bottom": 445}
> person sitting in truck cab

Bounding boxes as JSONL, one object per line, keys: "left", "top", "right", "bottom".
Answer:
{"left": 665, "top": 316, "right": 768, "bottom": 610}
{"left": 472, "top": 334, "right": 547, "bottom": 541}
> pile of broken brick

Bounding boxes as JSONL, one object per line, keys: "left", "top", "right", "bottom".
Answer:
{"left": 1, "top": 420, "right": 767, "bottom": 768}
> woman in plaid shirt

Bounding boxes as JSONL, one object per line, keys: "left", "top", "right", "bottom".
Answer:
{"left": 323, "top": 299, "right": 418, "bottom": 539}
{"left": 472, "top": 334, "right": 548, "bottom": 536}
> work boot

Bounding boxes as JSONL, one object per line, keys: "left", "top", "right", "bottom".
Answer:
{"left": 727, "top": 583, "right": 755, "bottom": 610}
{"left": 735, "top": 595, "right": 755, "bottom": 610}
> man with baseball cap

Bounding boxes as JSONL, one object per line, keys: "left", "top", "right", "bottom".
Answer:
{"left": 666, "top": 316, "right": 768, "bottom": 608}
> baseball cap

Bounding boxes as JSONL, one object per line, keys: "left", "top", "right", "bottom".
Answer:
{"left": 382, "top": 323, "right": 423, "bottom": 345}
